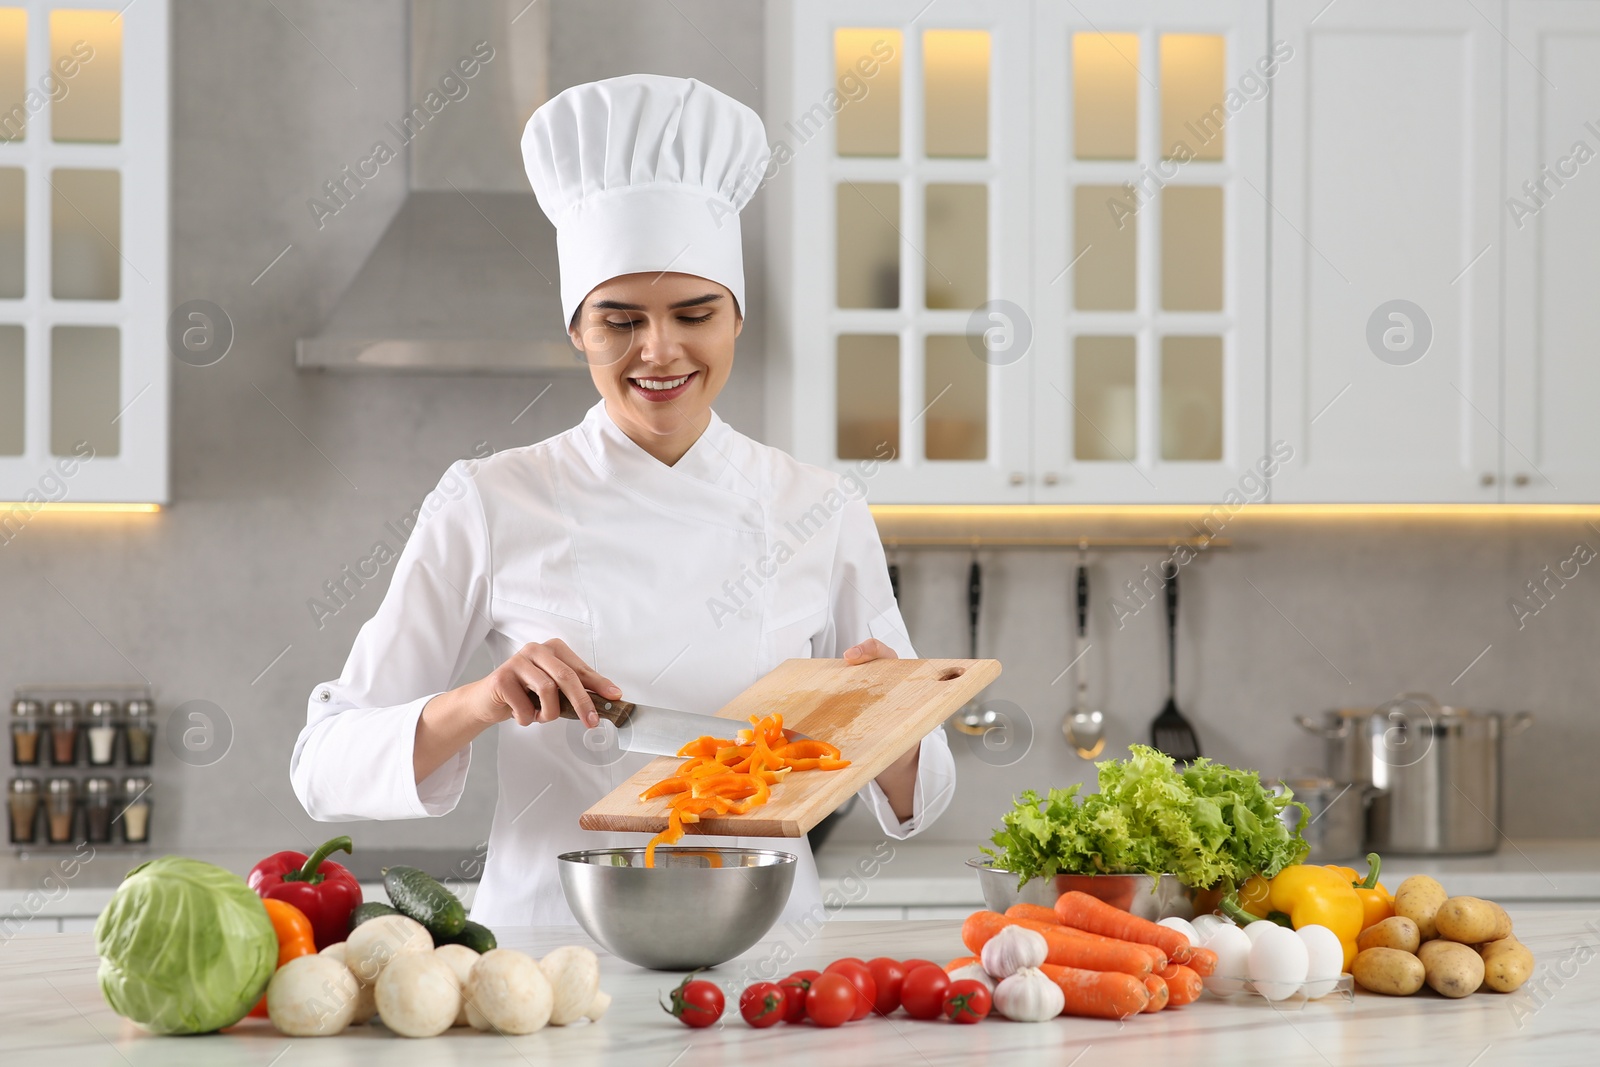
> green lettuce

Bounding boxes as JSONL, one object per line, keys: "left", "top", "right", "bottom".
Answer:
{"left": 982, "top": 745, "right": 1309, "bottom": 890}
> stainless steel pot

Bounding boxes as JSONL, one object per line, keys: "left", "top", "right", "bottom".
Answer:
{"left": 1297, "top": 693, "right": 1533, "bottom": 855}
{"left": 1269, "top": 776, "right": 1366, "bottom": 863}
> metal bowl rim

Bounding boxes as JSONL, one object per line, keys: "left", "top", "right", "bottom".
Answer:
{"left": 558, "top": 847, "right": 798, "bottom": 868}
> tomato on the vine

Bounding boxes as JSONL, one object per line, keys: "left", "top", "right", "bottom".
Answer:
{"left": 662, "top": 971, "right": 724, "bottom": 1028}
{"left": 824, "top": 959, "right": 878, "bottom": 1020}
{"left": 739, "top": 982, "right": 785, "bottom": 1028}
{"left": 779, "top": 969, "right": 820, "bottom": 1023}
{"left": 866, "top": 958, "right": 907, "bottom": 1015}
{"left": 942, "top": 979, "right": 991, "bottom": 1024}
{"left": 805, "top": 972, "right": 858, "bottom": 1028}
{"left": 900, "top": 964, "right": 951, "bottom": 1020}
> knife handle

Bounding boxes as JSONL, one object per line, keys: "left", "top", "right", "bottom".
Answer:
{"left": 545, "top": 690, "right": 638, "bottom": 727}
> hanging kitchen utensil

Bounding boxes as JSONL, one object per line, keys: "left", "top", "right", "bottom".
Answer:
{"left": 1064, "top": 561, "right": 1105, "bottom": 759}
{"left": 950, "top": 549, "right": 996, "bottom": 735}
{"left": 1149, "top": 562, "right": 1201, "bottom": 761}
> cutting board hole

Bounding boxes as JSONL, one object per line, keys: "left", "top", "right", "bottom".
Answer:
{"left": 937, "top": 668, "right": 965, "bottom": 681}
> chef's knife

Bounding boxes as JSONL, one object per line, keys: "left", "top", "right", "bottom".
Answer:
{"left": 541, "top": 689, "right": 809, "bottom": 757}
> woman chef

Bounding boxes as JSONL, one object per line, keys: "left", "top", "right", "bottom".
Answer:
{"left": 290, "top": 74, "right": 956, "bottom": 927}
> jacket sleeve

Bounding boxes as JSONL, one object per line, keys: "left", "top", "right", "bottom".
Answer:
{"left": 825, "top": 492, "right": 956, "bottom": 840}
{"left": 290, "top": 460, "right": 494, "bottom": 821}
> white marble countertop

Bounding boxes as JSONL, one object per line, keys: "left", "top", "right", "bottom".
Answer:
{"left": 4, "top": 911, "right": 1597, "bottom": 1065}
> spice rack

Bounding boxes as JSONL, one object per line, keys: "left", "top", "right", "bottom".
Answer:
{"left": 10, "top": 684, "right": 156, "bottom": 852}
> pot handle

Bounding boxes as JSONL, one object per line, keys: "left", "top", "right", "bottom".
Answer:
{"left": 1296, "top": 714, "right": 1349, "bottom": 739}
{"left": 1504, "top": 710, "right": 1535, "bottom": 735}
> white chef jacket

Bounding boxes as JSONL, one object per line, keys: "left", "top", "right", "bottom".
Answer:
{"left": 290, "top": 398, "right": 956, "bottom": 927}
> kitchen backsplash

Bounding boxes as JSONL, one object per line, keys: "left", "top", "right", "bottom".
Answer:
{"left": 2, "top": 2, "right": 1594, "bottom": 863}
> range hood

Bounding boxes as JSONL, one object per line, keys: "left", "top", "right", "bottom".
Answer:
{"left": 298, "top": 0, "right": 584, "bottom": 374}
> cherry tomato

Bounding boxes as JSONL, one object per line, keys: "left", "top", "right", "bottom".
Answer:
{"left": 901, "top": 958, "right": 940, "bottom": 974}
{"left": 779, "top": 969, "right": 820, "bottom": 1023}
{"left": 942, "top": 979, "right": 992, "bottom": 1024}
{"left": 866, "top": 957, "right": 907, "bottom": 1015}
{"left": 805, "top": 972, "right": 858, "bottom": 1028}
{"left": 900, "top": 964, "right": 951, "bottom": 1020}
{"left": 662, "top": 971, "right": 724, "bottom": 1028}
{"left": 824, "top": 959, "right": 878, "bottom": 1020}
{"left": 739, "top": 982, "right": 786, "bottom": 1028}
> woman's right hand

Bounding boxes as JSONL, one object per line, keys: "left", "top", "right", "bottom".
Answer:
{"left": 464, "top": 639, "right": 623, "bottom": 729}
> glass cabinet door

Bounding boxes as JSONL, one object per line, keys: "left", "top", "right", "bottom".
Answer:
{"left": 1032, "top": 0, "right": 1266, "bottom": 503}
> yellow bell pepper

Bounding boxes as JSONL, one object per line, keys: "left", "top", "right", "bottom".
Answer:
{"left": 1327, "top": 852, "right": 1394, "bottom": 932}
{"left": 1229, "top": 864, "right": 1364, "bottom": 970}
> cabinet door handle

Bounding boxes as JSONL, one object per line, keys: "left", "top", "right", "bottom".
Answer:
{"left": 1513, "top": 473, "right": 1530, "bottom": 487}
{"left": 1008, "top": 471, "right": 1026, "bottom": 486}
{"left": 1042, "top": 471, "right": 1060, "bottom": 486}
{"left": 1480, "top": 472, "right": 1496, "bottom": 487}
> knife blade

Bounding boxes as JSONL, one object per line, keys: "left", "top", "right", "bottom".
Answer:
{"left": 544, "top": 689, "right": 808, "bottom": 757}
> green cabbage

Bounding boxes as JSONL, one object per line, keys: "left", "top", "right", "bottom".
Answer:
{"left": 982, "top": 745, "right": 1310, "bottom": 890}
{"left": 95, "top": 856, "right": 277, "bottom": 1034}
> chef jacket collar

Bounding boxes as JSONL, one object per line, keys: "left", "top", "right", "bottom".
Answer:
{"left": 578, "top": 398, "right": 766, "bottom": 523}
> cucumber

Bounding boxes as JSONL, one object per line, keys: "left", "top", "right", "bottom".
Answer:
{"left": 382, "top": 865, "right": 466, "bottom": 937}
{"left": 348, "top": 901, "right": 399, "bottom": 931}
{"left": 436, "top": 919, "right": 497, "bottom": 953}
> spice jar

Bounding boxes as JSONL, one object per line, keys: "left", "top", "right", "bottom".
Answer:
{"left": 83, "top": 777, "right": 115, "bottom": 844}
{"left": 48, "top": 700, "right": 81, "bottom": 766}
{"left": 120, "top": 777, "right": 152, "bottom": 844}
{"left": 86, "top": 700, "right": 120, "bottom": 766}
{"left": 45, "top": 777, "right": 76, "bottom": 843}
{"left": 8, "top": 777, "right": 40, "bottom": 844}
{"left": 11, "top": 699, "right": 42, "bottom": 766}
{"left": 123, "top": 700, "right": 154, "bottom": 767}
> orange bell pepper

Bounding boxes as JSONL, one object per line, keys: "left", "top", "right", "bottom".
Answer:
{"left": 248, "top": 898, "right": 316, "bottom": 1018}
{"left": 1328, "top": 853, "right": 1394, "bottom": 931}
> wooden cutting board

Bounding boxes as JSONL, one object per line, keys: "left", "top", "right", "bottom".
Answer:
{"left": 578, "top": 657, "right": 1001, "bottom": 837}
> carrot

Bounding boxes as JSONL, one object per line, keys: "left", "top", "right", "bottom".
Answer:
{"left": 1052, "top": 924, "right": 1168, "bottom": 971}
{"left": 1141, "top": 974, "right": 1168, "bottom": 1012}
{"left": 1039, "top": 963, "right": 1150, "bottom": 1019}
{"left": 1155, "top": 963, "right": 1202, "bottom": 1006}
{"left": 945, "top": 955, "right": 982, "bottom": 973}
{"left": 961, "top": 911, "right": 1152, "bottom": 977}
{"left": 1004, "top": 903, "right": 1063, "bottom": 926}
{"left": 1054, "top": 891, "right": 1205, "bottom": 966}
{"left": 1181, "top": 946, "right": 1217, "bottom": 977}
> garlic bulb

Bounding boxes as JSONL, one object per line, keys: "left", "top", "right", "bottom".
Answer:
{"left": 993, "top": 968, "right": 1064, "bottom": 1022}
{"left": 946, "top": 963, "right": 996, "bottom": 992}
{"left": 981, "top": 925, "right": 1049, "bottom": 979}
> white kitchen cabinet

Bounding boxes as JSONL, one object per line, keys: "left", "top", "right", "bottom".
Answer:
{"left": 1502, "top": 1, "right": 1600, "bottom": 502}
{"left": 1268, "top": 0, "right": 1505, "bottom": 502}
{"left": 0, "top": 1, "right": 170, "bottom": 509}
{"left": 765, "top": 0, "right": 1268, "bottom": 504}
{"left": 1031, "top": 0, "right": 1269, "bottom": 503}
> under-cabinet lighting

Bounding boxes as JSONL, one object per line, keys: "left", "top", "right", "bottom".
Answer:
{"left": 0, "top": 502, "right": 161, "bottom": 514}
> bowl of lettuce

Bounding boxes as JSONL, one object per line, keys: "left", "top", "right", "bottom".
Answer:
{"left": 976, "top": 746, "right": 1309, "bottom": 908}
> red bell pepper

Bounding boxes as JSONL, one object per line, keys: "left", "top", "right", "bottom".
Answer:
{"left": 246, "top": 835, "right": 363, "bottom": 949}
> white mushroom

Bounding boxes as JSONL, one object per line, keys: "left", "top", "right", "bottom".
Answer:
{"left": 465, "top": 949, "right": 553, "bottom": 1035}
{"left": 538, "top": 945, "right": 600, "bottom": 1026}
{"left": 434, "top": 944, "right": 482, "bottom": 1027}
{"left": 586, "top": 989, "right": 612, "bottom": 1022}
{"left": 266, "top": 954, "right": 359, "bottom": 1037}
{"left": 375, "top": 953, "right": 461, "bottom": 1039}
{"left": 319, "top": 941, "right": 377, "bottom": 1023}
{"left": 344, "top": 914, "right": 432, "bottom": 985}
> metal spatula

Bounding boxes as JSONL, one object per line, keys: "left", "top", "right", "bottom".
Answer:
{"left": 1150, "top": 564, "right": 1201, "bottom": 762}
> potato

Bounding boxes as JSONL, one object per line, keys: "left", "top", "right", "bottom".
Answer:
{"left": 1358, "top": 916, "right": 1421, "bottom": 954}
{"left": 1436, "top": 897, "right": 1507, "bottom": 944}
{"left": 1352, "top": 947, "right": 1426, "bottom": 996}
{"left": 1478, "top": 937, "right": 1534, "bottom": 993}
{"left": 1418, "top": 939, "right": 1485, "bottom": 998}
{"left": 1394, "top": 876, "right": 1449, "bottom": 941}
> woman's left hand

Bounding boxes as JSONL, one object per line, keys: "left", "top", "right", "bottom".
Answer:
{"left": 842, "top": 638, "right": 898, "bottom": 664}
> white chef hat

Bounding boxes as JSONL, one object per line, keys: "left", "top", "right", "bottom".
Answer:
{"left": 522, "top": 74, "right": 772, "bottom": 328}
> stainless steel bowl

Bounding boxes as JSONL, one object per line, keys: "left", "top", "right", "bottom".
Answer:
{"left": 967, "top": 859, "right": 1199, "bottom": 920}
{"left": 558, "top": 847, "right": 796, "bottom": 970}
